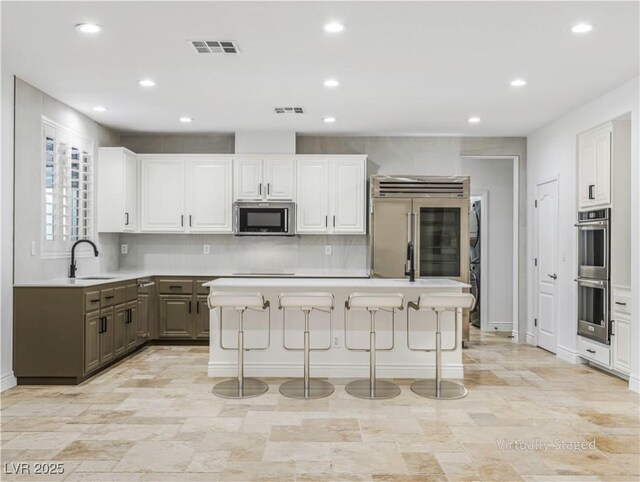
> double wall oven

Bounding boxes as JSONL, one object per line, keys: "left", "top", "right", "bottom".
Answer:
{"left": 575, "top": 208, "right": 610, "bottom": 344}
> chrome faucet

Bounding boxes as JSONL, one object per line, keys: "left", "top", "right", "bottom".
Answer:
{"left": 69, "top": 239, "right": 99, "bottom": 278}
{"left": 405, "top": 240, "right": 415, "bottom": 282}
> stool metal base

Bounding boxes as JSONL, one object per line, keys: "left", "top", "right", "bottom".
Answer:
{"left": 212, "top": 378, "right": 269, "bottom": 399}
{"left": 345, "top": 379, "right": 401, "bottom": 400}
{"left": 410, "top": 379, "right": 468, "bottom": 400}
{"left": 279, "top": 379, "right": 334, "bottom": 399}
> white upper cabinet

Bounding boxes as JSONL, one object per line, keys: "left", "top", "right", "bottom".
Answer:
{"left": 330, "top": 158, "right": 366, "bottom": 234}
{"left": 140, "top": 158, "right": 185, "bottom": 232}
{"left": 296, "top": 159, "right": 329, "bottom": 233}
{"left": 264, "top": 158, "right": 295, "bottom": 200}
{"left": 234, "top": 158, "right": 263, "bottom": 200}
{"left": 140, "top": 156, "right": 233, "bottom": 233}
{"left": 578, "top": 124, "right": 611, "bottom": 209}
{"left": 234, "top": 156, "right": 295, "bottom": 201}
{"left": 296, "top": 156, "right": 367, "bottom": 235}
{"left": 97, "top": 148, "right": 138, "bottom": 233}
{"left": 185, "top": 159, "right": 232, "bottom": 233}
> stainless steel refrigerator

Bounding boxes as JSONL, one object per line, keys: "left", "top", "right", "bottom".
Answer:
{"left": 369, "top": 175, "right": 471, "bottom": 343}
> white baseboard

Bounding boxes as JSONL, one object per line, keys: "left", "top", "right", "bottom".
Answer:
{"left": 629, "top": 374, "right": 640, "bottom": 393}
{"left": 526, "top": 332, "right": 536, "bottom": 345}
{"left": 208, "top": 362, "right": 464, "bottom": 380}
{"left": 556, "top": 345, "right": 581, "bottom": 364}
{"left": 487, "top": 321, "right": 513, "bottom": 332}
{"left": 1, "top": 372, "right": 17, "bottom": 392}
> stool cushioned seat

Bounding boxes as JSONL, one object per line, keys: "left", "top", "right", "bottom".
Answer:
{"left": 347, "top": 292, "right": 404, "bottom": 309}
{"left": 278, "top": 292, "right": 334, "bottom": 309}
{"left": 208, "top": 292, "right": 265, "bottom": 309}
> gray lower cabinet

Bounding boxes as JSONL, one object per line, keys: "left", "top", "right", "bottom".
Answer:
{"left": 113, "top": 303, "right": 127, "bottom": 357}
{"left": 158, "top": 278, "right": 210, "bottom": 339}
{"left": 99, "top": 308, "right": 115, "bottom": 366}
{"left": 137, "top": 294, "right": 149, "bottom": 340}
{"left": 159, "top": 295, "right": 192, "bottom": 338}
{"left": 14, "top": 275, "right": 211, "bottom": 384}
{"left": 196, "top": 295, "right": 210, "bottom": 339}
{"left": 85, "top": 311, "right": 100, "bottom": 373}
{"left": 125, "top": 300, "right": 138, "bottom": 350}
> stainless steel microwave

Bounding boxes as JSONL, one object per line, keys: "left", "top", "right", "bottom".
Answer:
{"left": 233, "top": 201, "right": 295, "bottom": 236}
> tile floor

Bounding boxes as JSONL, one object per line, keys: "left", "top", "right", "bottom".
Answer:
{"left": 1, "top": 329, "right": 638, "bottom": 481}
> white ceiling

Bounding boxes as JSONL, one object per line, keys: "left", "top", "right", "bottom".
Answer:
{"left": 2, "top": 1, "right": 638, "bottom": 136}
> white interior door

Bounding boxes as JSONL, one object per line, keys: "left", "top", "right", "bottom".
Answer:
{"left": 536, "top": 178, "right": 559, "bottom": 352}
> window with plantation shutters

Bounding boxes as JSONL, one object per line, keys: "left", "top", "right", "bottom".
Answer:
{"left": 42, "top": 118, "right": 94, "bottom": 256}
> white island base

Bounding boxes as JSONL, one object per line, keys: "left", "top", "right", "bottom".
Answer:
{"left": 204, "top": 278, "right": 470, "bottom": 380}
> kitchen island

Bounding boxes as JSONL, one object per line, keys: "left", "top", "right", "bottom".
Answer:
{"left": 204, "top": 277, "right": 470, "bottom": 379}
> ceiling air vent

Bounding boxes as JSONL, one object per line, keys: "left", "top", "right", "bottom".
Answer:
{"left": 274, "top": 107, "right": 305, "bottom": 114}
{"left": 190, "top": 41, "right": 240, "bottom": 54}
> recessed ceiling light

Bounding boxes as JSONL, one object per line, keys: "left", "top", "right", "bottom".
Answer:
{"left": 571, "top": 23, "right": 593, "bottom": 34}
{"left": 138, "top": 79, "right": 156, "bottom": 87}
{"left": 76, "top": 23, "right": 102, "bottom": 34}
{"left": 93, "top": 106, "right": 107, "bottom": 112}
{"left": 467, "top": 116, "right": 481, "bottom": 124}
{"left": 179, "top": 117, "right": 193, "bottom": 123}
{"left": 324, "top": 22, "right": 344, "bottom": 33}
{"left": 323, "top": 117, "right": 336, "bottom": 124}
{"left": 324, "top": 79, "right": 340, "bottom": 88}
{"left": 510, "top": 79, "right": 527, "bottom": 87}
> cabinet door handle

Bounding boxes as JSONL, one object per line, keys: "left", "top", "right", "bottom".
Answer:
{"left": 169, "top": 285, "right": 182, "bottom": 290}
{"left": 547, "top": 273, "right": 557, "bottom": 280}
{"left": 125, "top": 212, "right": 129, "bottom": 226}
{"left": 325, "top": 215, "right": 328, "bottom": 228}
{"left": 189, "top": 301, "right": 192, "bottom": 313}
{"left": 90, "top": 299, "right": 100, "bottom": 304}
{"left": 181, "top": 215, "right": 184, "bottom": 227}
{"left": 267, "top": 183, "right": 270, "bottom": 195}
{"left": 197, "top": 301, "right": 200, "bottom": 314}
{"left": 614, "top": 301, "right": 627, "bottom": 306}
{"left": 189, "top": 215, "right": 192, "bottom": 227}
{"left": 105, "top": 295, "right": 114, "bottom": 299}
{"left": 588, "top": 184, "right": 595, "bottom": 200}
{"left": 259, "top": 183, "right": 262, "bottom": 196}
{"left": 333, "top": 215, "right": 336, "bottom": 228}
{"left": 586, "top": 348, "right": 596, "bottom": 354}
{"left": 99, "top": 317, "right": 104, "bottom": 333}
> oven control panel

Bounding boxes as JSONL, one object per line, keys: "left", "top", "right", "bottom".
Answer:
{"left": 578, "top": 208, "right": 609, "bottom": 222}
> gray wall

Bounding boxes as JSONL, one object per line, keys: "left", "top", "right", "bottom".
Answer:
{"left": 461, "top": 157, "right": 514, "bottom": 331}
{"left": 13, "top": 78, "right": 121, "bottom": 283}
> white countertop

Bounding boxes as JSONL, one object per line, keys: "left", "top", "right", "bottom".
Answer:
{"left": 204, "top": 277, "right": 470, "bottom": 289}
{"left": 13, "top": 269, "right": 371, "bottom": 288}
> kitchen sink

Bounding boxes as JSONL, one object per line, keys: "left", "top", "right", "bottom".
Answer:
{"left": 78, "top": 276, "right": 118, "bottom": 280}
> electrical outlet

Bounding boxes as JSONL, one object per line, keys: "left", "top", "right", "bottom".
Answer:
{"left": 120, "top": 244, "right": 128, "bottom": 255}
{"left": 203, "top": 244, "right": 210, "bottom": 255}
{"left": 325, "top": 245, "right": 332, "bottom": 256}
{"left": 333, "top": 335, "right": 340, "bottom": 347}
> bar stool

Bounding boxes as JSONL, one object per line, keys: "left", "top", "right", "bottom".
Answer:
{"left": 407, "top": 293, "right": 475, "bottom": 400}
{"left": 278, "top": 292, "right": 335, "bottom": 399}
{"left": 344, "top": 292, "right": 404, "bottom": 400}
{"left": 208, "top": 292, "right": 271, "bottom": 399}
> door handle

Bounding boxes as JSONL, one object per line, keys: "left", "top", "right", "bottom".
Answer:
{"left": 189, "top": 215, "right": 192, "bottom": 227}
{"left": 259, "top": 183, "right": 262, "bottom": 196}
{"left": 267, "top": 183, "right": 270, "bottom": 195}
{"left": 196, "top": 301, "right": 200, "bottom": 314}
{"left": 125, "top": 212, "right": 129, "bottom": 226}
{"left": 180, "top": 215, "right": 184, "bottom": 227}
{"left": 333, "top": 215, "right": 336, "bottom": 228}
{"left": 548, "top": 273, "right": 557, "bottom": 280}
{"left": 588, "top": 184, "right": 595, "bottom": 200}
{"left": 325, "top": 215, "right": 328, "bottom": 228}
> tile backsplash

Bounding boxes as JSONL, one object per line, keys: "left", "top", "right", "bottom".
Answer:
{"left": 118, "top": 234, "right": 368, "bottom": 273}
